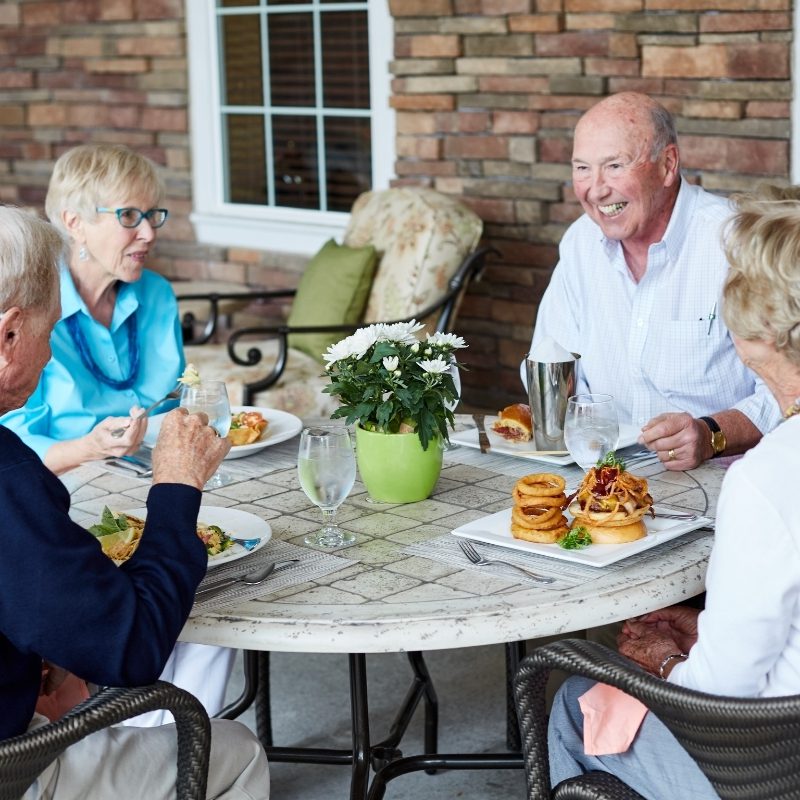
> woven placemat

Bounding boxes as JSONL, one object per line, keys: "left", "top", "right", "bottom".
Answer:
{"left": 193, "top": 540, "right": 357, "bottom": 611}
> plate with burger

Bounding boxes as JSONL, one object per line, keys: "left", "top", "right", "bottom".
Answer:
{"left": 144, "top": 406, "right": 302, "bottom": 459}
{"left": 451, "top": 456, "right": 712, "bottom": 566}
{"left": 450, "top": 403, "right": 642, "bottom": 466}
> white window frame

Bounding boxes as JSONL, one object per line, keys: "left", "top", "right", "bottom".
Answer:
{"left": 186, "top": 0, "right": 395, "bottom": 255}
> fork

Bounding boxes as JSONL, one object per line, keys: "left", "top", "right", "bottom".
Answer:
{"left": 457, "top": 539, "right": 555, "bottom": 584}
{"left": 109, "top": 385, "right": 182, "bottom": 438}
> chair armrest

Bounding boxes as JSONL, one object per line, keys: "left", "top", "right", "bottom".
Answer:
{"left": 553, "top": 772, "right": 646, "bottom": 800}
{"left": 0, "top": 681, "right": 210, "bottom": 800}
{"left": 177, "top": 288, "right": 296, "bottom": 345}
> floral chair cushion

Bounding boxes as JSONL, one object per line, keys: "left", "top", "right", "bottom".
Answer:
{"left": 183, "top": 340, "right": 338, "bottom": 419}
{"left": 344, "top": 187, "right": 483, "bottom": 324}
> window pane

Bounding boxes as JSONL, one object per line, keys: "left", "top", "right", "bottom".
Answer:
{"left": 272, "top": 116, "right": 319, "bottom": 209}
{"left": 321, "top": 11, "right": 369, "bottom": 109}
{"left": 269, "top": 14, "right": 315, "bottom": 107}
{"left": 220, "top": 0, "right": 257, "bottom": 7}
{"left": 226, "top": 114, "right": 267, "bottom": 204}
{"left": 222, "top": 15, "right": 262, "bottom": 106}
{"left": 325, "top": 117, "right": 371, "bottom": 212}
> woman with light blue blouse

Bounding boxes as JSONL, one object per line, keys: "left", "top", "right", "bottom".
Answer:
{"left": 1, "top": 143, "right": 234, "bottom": 726}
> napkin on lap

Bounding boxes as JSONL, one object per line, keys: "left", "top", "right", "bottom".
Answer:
{"left": 578, "top": 682, "right": 649, "bottom": 755}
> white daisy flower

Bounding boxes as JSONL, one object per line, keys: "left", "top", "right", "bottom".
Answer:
{"left": 418, "top": 358, "right": 449, "bottom": 374}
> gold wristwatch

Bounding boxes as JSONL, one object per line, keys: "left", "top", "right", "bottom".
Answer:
{"left": 699, "top": 416, "right": 726, "bottom": 458}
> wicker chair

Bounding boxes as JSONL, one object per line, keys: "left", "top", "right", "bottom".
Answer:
{"left": 1, "top": 681, "right": 210, "bottom": 800}
{"left": 513, "top": 638, "right": 800, "bottom": 800}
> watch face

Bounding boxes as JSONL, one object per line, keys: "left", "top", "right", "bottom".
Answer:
{"left": 711, "top": 431, "right": 726, "bottom": 454}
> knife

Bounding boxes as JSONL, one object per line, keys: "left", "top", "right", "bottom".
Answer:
{"left": 472, "top": 413, "right": 491, "bottom": 454}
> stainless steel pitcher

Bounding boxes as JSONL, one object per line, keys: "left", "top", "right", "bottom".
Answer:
{"left": 525, "top": 353, "right": 580, "bottom": 450}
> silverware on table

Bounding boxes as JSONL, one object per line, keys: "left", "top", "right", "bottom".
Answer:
{"left": 457, "top": 539, "right": 555, "bottom": 584}
{"left": 652, "top": 510, "right": 699, "bottom": 521}
{"left": 109, "top": 384, "right": 183, "bottom": 438}
{"left": 472, "top": 413, "right": 491, "bottom": 454}
{"left": 195, "top": 559, "right": 300, "bottom": 599}
{"left": 103, "top": 454, "right": 153, "bottom": 478}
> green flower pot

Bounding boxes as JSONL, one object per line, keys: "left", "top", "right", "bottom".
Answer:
{"left": 355, "top": 425, "right": 443, "bottom": 503}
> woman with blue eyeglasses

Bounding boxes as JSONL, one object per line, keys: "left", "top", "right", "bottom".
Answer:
{"left": 1, "top": 143, "right": 235, "bottom": 727}
{"left": 2, "top": 143, "right": 181, "bottom": 474}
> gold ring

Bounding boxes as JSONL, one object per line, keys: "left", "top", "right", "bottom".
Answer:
{"left": 668, "top": 448, "right": 676, "bottom": 461}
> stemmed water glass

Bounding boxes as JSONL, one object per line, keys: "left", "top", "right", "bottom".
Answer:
{"left": 179, "top": 380, "right": 231, "bottom": 489}
{"left": 298, "top": 426, "right": 356, "bottom": 547}
{"left": 563, "top": 393, "right": 620, "bottom": 471}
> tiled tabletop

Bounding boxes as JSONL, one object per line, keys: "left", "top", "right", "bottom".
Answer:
{"left": 64, "top": 417, "right": 721, "bottom": 655}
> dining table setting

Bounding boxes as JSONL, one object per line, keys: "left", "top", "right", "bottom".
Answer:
{"left": 61, "top": 402, "right": 724, "bottom": 800}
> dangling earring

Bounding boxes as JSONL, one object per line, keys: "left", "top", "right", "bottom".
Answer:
{"left": 79, "top": 245, "right": 88, "bottom": 261}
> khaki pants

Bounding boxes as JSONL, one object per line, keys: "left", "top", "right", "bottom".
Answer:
{"left": 24, "top": 714, "right": 270, "bottom": 800}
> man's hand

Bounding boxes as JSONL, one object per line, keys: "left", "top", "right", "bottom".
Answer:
{"left": 638, "top": 412, "right": 712, "bottom": 470}
{"left": 151, "top": 408, "right": 230, "bottom": 490}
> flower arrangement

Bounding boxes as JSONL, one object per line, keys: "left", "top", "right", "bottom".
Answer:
{"left": 322, "top": 321, "right": 467, "bottom": 450}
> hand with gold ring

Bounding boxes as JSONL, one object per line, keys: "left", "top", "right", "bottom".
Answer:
{"left": 637, "top": 411, "right": 709, "bottom": 471}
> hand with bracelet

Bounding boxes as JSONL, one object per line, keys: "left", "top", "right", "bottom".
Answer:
{"left": 618, "top": 606, "right": 700, "bottom": 678}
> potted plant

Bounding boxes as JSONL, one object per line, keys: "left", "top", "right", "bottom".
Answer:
{"left": 323, "top": 321, "right": 467, "bottom": 502}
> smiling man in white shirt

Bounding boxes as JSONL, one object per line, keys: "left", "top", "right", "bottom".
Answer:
{"left": 528, "top": 92, "right": 780, "bottom": 469}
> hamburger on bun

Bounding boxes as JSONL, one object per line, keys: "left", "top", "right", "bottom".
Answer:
{"left": 492, "top": 403, "right": 532, "bottom": 442}
{"left": 568, "top": 452, "right": 653, "bottom": 545}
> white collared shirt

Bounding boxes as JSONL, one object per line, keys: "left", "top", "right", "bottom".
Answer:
{"left": 528, "top": 180, "right": 780, "bottom": 432}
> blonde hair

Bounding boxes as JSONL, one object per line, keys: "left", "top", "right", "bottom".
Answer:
{"left": 44, "top": 144, "right": 165, "bottom": 236}
{"left": 0, "top": 206, "right": 63, "bottom": 312}
{"left": 722, "top": 184, "right": 800, "bottom": 368}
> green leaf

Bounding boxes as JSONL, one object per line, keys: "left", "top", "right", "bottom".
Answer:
{"left": 558, "top": 526, "right": 592, "bottom": 550}
{"left": 596, "top": 451, "right": 626, "bottom": 470}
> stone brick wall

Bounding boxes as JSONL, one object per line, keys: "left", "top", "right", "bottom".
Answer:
{"left": 0, "top": 0, "right": 792, "bottom": 411}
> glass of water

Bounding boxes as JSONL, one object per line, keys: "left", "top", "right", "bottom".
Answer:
{"left": 298, "top": 426, "right": 356, "bottom": 548}
{"left": 563, "top": 394, "right": 619, "bottom": 471}
{"left": 179, "top": 380, "right": 231, "bottom": 489}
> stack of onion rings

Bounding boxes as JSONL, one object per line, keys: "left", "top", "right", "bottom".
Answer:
{"left": 510, "top": 473, "right": 570, "bottom": 544}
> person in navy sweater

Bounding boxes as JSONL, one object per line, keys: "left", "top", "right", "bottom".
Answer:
{"left": 0, "top": 207, "right": 269, "bottom": 798}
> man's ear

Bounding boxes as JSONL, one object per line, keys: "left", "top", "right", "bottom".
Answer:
{"left": 0, "top": 307, "right": 25, "bottom": 363}
{"left": 662, "top": 143, "right": 680, "bottom": 187}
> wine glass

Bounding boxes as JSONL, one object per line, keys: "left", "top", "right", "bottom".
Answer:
{"left": 179, "top": 380, "right": 231, "bottom": 489}
{"left": 298, "top": 426, "right": 356, "bottom": 547}
{"left": 563, "top": 393, "right": 620, "bottom": 471}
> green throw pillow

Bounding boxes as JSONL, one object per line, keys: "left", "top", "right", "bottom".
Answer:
{"left": 287, "top": 239, "right": 378, "bottom": 362}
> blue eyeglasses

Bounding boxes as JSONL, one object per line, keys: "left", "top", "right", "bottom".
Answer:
{"left": 95, "top": 207, "right": 169, "bottom": 229}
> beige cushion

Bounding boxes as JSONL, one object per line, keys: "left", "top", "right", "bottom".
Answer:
{"left": 344, "top": 188, "right": 483, "bottom": 323}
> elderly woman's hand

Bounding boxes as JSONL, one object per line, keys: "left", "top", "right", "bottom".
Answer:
{"left": 151, "top": 408, "right": 230, "bottom": 490}
{"left": 84, "top": 406, "right": 148, "bottom": 459}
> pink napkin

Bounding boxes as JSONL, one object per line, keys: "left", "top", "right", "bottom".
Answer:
{"left": 578, "top": 682, "right": 649, "bottom": 755}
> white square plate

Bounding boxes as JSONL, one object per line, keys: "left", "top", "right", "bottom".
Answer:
{"left": 451, "top": 507, "right": 712, "bottom": 567}
{"left": 450, "top": 419, "right": 642, "bottom": 465}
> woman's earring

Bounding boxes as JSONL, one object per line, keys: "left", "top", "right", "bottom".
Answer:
{"left": 78, "top": 246, "right": 88, "bottom": 261}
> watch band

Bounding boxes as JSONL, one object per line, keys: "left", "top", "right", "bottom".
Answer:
{"left": 699, "top": 416, "right": 725, "bottom": 457}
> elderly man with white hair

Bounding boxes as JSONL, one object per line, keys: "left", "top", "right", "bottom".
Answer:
{"left": 0, "top": 206, "right": 269, "bottom": 798}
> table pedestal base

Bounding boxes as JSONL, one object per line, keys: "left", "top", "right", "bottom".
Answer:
{"left": 222, "top": 646, "right": 524, "bottom": 799}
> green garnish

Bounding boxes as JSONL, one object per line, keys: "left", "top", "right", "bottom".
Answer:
{"left": 596, "top": 450, "right": 626, "bottom": 471}
{"left": 88, "top": 506, "right": 132, "bottom": 537}
{"left": 559, "top": 526, "right": 592, "bottom": 550}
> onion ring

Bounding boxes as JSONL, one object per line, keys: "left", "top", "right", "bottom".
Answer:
{"left": 513, "top": 473, "right": 566, "bottom": 498}
{"left": 511, "top": 523, "right": 569, "bottom": 544}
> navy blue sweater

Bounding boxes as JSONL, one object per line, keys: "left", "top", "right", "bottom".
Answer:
{"left": 0, "top": 426, "right": 206, "bottom": 740}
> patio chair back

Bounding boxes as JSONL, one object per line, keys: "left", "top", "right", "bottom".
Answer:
{"left": 514, "top": 638, "right": 800, "bottom": 800}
